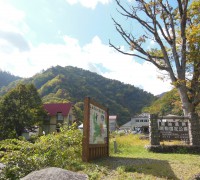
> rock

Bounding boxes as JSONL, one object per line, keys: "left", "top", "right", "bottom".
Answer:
{"left": 191, "top": 173, "right": 200, "bottom": 180}
{"left": 0, "top": 163, "right": 5, "bottom": 172}
{"left": 21, "top": 167, "right": 88, "bottom": 180}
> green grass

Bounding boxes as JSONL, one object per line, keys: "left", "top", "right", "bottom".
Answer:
{"left": 85, "top": 134, "right": 200, "bottom": 180}
{"left": 1, "top": 133, "right": 200, "bottom": 179}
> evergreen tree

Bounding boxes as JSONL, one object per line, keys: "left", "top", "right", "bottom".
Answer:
{"left": 0, "top": 84, "right": 47, "bottom": 139}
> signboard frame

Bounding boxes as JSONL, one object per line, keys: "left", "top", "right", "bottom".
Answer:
{"left": 82, "top": 97, "right": 109, "bottom": 162}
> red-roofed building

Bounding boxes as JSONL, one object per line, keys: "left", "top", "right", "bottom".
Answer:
{"left": 40, "top": 103, "right": 77, "bottom": 134}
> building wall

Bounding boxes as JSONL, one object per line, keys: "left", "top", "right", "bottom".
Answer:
{"left": 109, "top": 121, "right": 117, "bottom": 132}
{"left": 66, "top": 108, "right": 76, "bottom": 125}
{"left": 39, "top": 107, "right": 77, "bottom": 135}
{"left": 50, "top": 116, "right": 57, "bottom": 125}
{"left": 49, "top": 124, "right": 57, "bottom": 133}
{"left": 131, "top": 117, "right": 149, "bottom": 129}
{"left": 109, "top": 116, "right": 118, "bottom": 132}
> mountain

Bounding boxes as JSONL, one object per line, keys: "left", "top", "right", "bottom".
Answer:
{"left": 0, "top": 66, "right": 156, "bottom": 125}
{"left": 143, "top": 88, "right": 183, "bottom": 115}
{"left": 156, "top": 92, "right": 167, "bottom": 98}
{"left": 0, "top": 70, "right": 21, "bottom": 89}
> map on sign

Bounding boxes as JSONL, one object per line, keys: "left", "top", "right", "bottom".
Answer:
{"left": 89, "top": 104, "right": 107, "bottom": 144}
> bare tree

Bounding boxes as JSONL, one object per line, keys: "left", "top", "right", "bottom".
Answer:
{"left": 110, "top": 0, "right": 200, "bottom": 145}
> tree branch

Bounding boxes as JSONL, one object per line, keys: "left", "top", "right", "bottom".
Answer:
{"left": 109, "top": 40, "right": 168, "bottom": 71}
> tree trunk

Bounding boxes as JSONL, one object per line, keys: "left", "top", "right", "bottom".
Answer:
{"left": 177, "top": 86, "right": 191, "bottom": 115}
{"left": 178, "top": 86, "right": 200, "bottom": 145}
{"left": 188, "top": 112, "right": 200, "bottom": 146}
{"left": 186, "top": 111, "right": 200, "bottom": 146}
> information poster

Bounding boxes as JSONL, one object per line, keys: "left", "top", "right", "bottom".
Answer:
{"left": 89, "top": 104, "right": 107, "bottom": 144}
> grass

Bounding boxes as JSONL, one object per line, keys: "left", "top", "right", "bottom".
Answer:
{"left": 1, "top": 133, "right": 199, "bottom": 179}
{"left": 83, "top": 134, "right": 200, "bottom": 180}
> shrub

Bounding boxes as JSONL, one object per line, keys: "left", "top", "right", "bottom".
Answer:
{"left": 0, "top": 123, "right": 83, "bottom": 179}
{"left": 28, "top": 135, "right": 39, "bottom": 143}
{"left": 145, "top": 145, "right": 200, "bottom": 154}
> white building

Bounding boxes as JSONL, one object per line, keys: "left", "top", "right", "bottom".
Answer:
{"left": 131, "top": 113, "right": 150, "bottom": 133}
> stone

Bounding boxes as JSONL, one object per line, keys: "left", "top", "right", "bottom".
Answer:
{"left": 0, "top": 163, "right": 5, "bottom": 172}
{"left": 21, "top": 167, "right": 88, "bottom": 180}
{"left": 191, "top": 172, "right": 200, "bottom": 180}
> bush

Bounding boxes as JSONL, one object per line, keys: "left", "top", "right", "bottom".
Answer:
{"left": 145, "top": 145, "right": 200, "bottom": 154}
{"left": 0, "top": 123, "right": 83, "bottom": 179}
{"left": 28, "top": 135, "right": 39, "bottom": 143}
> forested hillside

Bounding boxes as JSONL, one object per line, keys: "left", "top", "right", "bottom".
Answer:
{"left": 143, "top": 88, "right": 200, "bottom": 116}
{"left": 0, "top": 66, "right": 156, "bottom": 125}
{"left": 0, "top": 70, "right": 21, "bottom": 88}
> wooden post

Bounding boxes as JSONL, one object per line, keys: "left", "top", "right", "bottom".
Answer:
{"left": 113, "top": 138, "right": 117, "bottom": 153}
{"left": 82, "top": 97, "right": 90, "bottom": 162}
{"left": 106, "top": 107, "right": 109, "bottom": 157}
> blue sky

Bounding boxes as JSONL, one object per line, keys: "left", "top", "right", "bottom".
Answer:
{"left": 0, "top": 0, "right": 172, "bottom": 95}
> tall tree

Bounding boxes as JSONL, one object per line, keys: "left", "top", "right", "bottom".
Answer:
{"left": 110, "top": 0, "right": 200, "bottom": 145}
{"left": 0, "top": 84, "right": 47, "bottom": 139}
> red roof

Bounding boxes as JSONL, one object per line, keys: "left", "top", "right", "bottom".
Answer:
{"left": 44, "top": 103, "right": 73, "bottom": 116}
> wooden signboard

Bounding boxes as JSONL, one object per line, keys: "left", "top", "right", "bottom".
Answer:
{"left": 82, "top": 97, "right": 109, "bottom": 162}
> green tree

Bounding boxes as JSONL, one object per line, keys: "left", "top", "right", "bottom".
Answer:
{"left": 0, "top": 84, "right": 47, "bottom": 139}
{"left": 0, "top": 66, "right": 156, "bottom": 126}
{"left": 143, "top": 89, "right": 182, "bottom": 115}
{"left": 110, "top": 0, "right": 200, "bottom": 145}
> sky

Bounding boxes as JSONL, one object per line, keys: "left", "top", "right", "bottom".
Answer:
{"left": 0, "top": 0, "right": 173, "bottom": 95}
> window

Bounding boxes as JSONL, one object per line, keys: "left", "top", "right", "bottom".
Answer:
{"left": 140, "top": 120, "right": 143, "bottom": 122}
{"left": 136, "top": 120, "right": 139, "bottom": 122}
{"left": 57, "top": 112, "right": 63, "bottom": 121}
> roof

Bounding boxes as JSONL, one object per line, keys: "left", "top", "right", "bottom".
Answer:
{"left": 44, "top": 103, "right": 73, "bottom": 116}
{"left": 133, "top": 113, "right": 150, "bottom": 118}
{"left": 109, "top": 115, "right": 117, "bottom": 120}
{"left": 120, "top": 121, "right": 132, "bottom": 127}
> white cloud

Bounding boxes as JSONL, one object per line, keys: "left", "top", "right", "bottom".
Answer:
{"left": 0, "top": 1, "right": 172, "bottom": 95}
{"left": 65, "top": 0, "right": 112, "bottom": 9}
{"left": 127, "top": 0, "right": 136, "bottom": 2}
{"left": 0, "top": 1, "right": 30, "bottom": 54}
{"left": 0, "top": 1, "right": 28, "bottom": 34}
{"left": 0, "top": 34, "right": 172, "bottom": 95}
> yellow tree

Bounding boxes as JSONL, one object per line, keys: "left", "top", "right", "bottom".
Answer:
{"left": 110, "top": 0, "right": 200, "bottom": 145}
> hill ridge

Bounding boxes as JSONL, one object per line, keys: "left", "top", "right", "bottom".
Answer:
{"left": 0, "top": 65, "right": 156, "bottom": 125}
